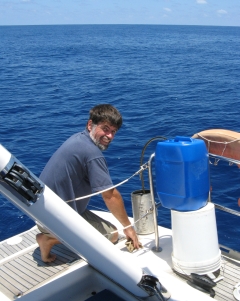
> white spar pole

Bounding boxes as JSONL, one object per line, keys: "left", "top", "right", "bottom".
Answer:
{"left": 0, "top": 144, "right": 160, "bottom": 298}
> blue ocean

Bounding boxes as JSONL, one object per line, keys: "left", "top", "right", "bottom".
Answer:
{"left": 0, "top": 25, "right": 240, "bottom": 251}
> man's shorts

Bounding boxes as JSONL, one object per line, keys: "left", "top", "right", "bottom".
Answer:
{"left": 37, "top": 209, "right": 117, "bottom": 242}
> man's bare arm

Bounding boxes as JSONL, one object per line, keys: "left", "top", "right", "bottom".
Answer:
{"left": 102, "top": 188, "right": 140, "bottom": 249}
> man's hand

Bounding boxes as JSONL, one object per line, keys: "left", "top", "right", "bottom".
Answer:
{"left": 102, "top": 188, "right": 140, "bottom": 249}
{"left": 123, "top": 225, "right": 140, "bottom": 249}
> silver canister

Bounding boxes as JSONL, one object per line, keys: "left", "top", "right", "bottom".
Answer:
{"left": 131, "top": 189, "right": 155, "bottom": 235}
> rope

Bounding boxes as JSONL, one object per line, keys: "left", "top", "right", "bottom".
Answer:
{"left": 197, "top": 133, "right": 240, "bottom": 144}
{"left": 87, "top": 202, "right": 161, "bottom": 237}
{"left": 196, "top": 133, "right": 240, "bottom": 165}
{"left": 102, "top": 204, "right": 157, "bottom": 236}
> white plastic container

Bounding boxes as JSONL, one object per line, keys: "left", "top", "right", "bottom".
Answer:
{"left": 171, "top": 202, "right": 221, "bottom": 275}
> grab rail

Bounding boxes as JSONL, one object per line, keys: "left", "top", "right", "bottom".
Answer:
{"left": 214, "top": 203, "right": 240, "bottom": 217}
{"left": 209, "top": 153, "right": 240, "bottom": 166}
{"left": 208, "top": 153, "right": 240, "bottom": 216}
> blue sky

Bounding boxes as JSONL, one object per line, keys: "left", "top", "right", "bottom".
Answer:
{"left": 0, "top": 0, "right": 239, "bottom": 26}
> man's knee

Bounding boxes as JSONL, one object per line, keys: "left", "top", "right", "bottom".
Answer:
{"left": 111, "top": 228, "right": 119, "bottom": 244}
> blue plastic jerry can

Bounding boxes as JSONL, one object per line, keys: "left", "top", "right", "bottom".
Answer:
{"left": 155, "top": 136, "right": 210, "bottom": 211}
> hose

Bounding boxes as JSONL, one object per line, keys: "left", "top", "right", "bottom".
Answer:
{"left": 140, "top": 136, "right": 167, "bottom": 193}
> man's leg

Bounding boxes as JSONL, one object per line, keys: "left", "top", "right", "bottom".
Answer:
{"left": 36, "top": 210, "right": 118, "bottom": 262}
{"left": 36, "top": 225, "right": 61, "bottom": 262}
{"left": 81, "top": 210, "right": 118, "bottom": 243}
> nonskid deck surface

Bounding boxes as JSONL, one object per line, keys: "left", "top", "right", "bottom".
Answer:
{"left": 215, "top": 255, "right": 240, "bottom": 301}
{"left": 0, "top": 227, "right": 81, "bottom": 300}
{"left": 1, "top": 225, "right": 240, "bottom": 301}
{"left": 172, "top": 256, "right": 240, "bottom": 301}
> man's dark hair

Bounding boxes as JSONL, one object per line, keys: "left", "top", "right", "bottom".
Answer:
{"left": 89, "top": 104, "right": 123, "bottom": 130}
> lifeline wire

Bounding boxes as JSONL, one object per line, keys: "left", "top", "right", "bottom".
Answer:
{"left": 66, "top": 162, "right": 158, "bottom": 237}
{"left": 66, "top": 162, "right": 149, "bottom": 203}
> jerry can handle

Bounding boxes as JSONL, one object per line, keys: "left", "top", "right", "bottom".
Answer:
{"left": 174, "top": 136, "right": 193, "bottom": 142}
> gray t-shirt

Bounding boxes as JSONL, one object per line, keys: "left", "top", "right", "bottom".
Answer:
{"left": 40, "top": 129, "right": 113, "bottom": 214}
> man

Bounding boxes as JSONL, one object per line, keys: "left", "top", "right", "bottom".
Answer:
{"left": 36, "top": 104, "right": 140, "bottom": 262}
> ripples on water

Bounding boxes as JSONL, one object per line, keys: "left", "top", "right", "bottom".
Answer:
{"left": 0, "top": 25, "right": 240, "bottom": 250}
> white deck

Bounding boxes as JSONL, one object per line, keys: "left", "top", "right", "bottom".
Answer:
{"left": 0, "top": 211, "right": 240, "bottom": 301}
{"left": 100, "top": 211, "right": 240, "bottom": 301}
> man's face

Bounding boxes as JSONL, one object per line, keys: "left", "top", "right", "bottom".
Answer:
{"left": 87, "top": 120, "right": 118, "bottom": 151}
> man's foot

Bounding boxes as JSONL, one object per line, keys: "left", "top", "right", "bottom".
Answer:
{"left": 36, "top": 233, "right": 59, "bottom": 263}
